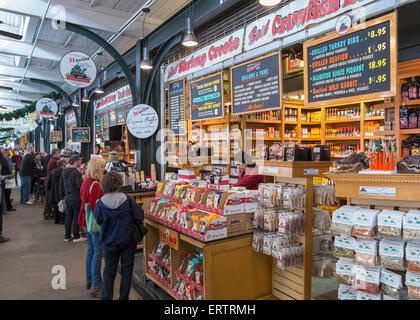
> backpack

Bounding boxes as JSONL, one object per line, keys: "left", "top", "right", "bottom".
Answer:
{"left": 85, "top": 181, "right": 101, "bottom": 233}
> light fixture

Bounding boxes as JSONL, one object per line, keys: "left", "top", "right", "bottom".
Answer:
{"left": 259, "top": 0, "right": 281, "bottom": 6}
{"left": 48, "top": 118, "right": 54, "bottom": 121}
{"left": 58, "top": 110, "right": 64, "bottom": 115}
{"left": 140, "top": 8, "right": 153, "bottom": 70}
{"left": 182, "top": 16, "right": 198, "bottom": 47}
{"left": 82, "top": 88, "right": 90, "bottom": 103}
{"left": 140, "top": 46, "right": 153, "bottom": 70}
{"left": 95, "top": 78, "right": 104, "bottom": 94}
{"left": 72, "top": 94, "right": 79, "bottom": 107}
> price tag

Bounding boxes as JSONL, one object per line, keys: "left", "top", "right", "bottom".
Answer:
{"left": 264, "top": 167, "right": 278, "bottom": 175}
{"left": 359, "top": 186, "right": 396, "bottom": 197}
{"left": 159, "top": 226, "right": 179, "bottom": 250}
{"left": 304, "top": 169, "right": 319, "bottom": 175}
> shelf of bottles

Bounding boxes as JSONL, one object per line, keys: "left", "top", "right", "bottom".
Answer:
{"left": 325, "top": 106, "right": 360, "bottom": 123}
{"left": 327, "top": 142, "right": 360, "bottom": 158}
{"left": 246, "top": 110, "right": 282, "bottom": 122}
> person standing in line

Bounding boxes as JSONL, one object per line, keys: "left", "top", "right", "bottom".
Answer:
{"left": 0, "top": 162, "right": 15, "bottom": 243}
{"left": 47, "top": 159, "right": 67, "bottom": 224}
{"left": 11, "top": 149, "right": 22, "bottom": 187}
{"left": 43, "top": 148, "right": 61, "bottom": 220}
{"left": 60, "top": 154, "right": 85, "bottom": 242}
{"left": 2, "top": 149, "right": 15, "bottom": 212}
{"left": 79, "top": 157, "right": 106, "bottom": 298}
{"left": 94, "top": 171, "right": 145, "bottom": 300}
{"left": 20, "top": 146, "right": 36, "bottom": 205}
{"left": 30, "top": 152, "right": 44, "bottom": 203}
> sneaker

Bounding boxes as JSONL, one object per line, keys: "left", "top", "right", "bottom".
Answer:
{"left": 25, "top": 201, "right": 34, "bottom": 205}
{"left": 0, "top": 236, "right": 10, "bottom": 243}
{"left": 64, "top": 237, "right": 73, "bottom": 242}
{"left": 73, "top": 237, "right": 87, "bottom": 243}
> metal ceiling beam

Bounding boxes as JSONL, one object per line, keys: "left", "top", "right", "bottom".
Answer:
{"left": 0, "top": 99, "right": 26, "bottom": 108}
{"left": 0, "top": 80, "right": 54, "bottom": 94}
{"left": 0, "top": 65, "right": 62, "bottom": 82}
{"left": 0, "top": 91, "right": 42, "bottom": 101}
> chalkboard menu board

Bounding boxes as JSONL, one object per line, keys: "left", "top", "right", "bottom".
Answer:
{"left": 168, "top": 79, "right": 186, "bottom": 135}
{"left": 95, "top": 114, "right": 103, "bottom": 135}
{"left": 231, "top": 52, "right": 282, "bottom": 115}
{"left": 190, "top": 73, "right": 224, "bottom": 121}
{"left": 109, "top": 109, "right": 117, "bottom": 126}
{"left": 117, "top": 106, "right": 126, "bottom": 125}
{"left": 103, "top": 112, "right": 109, "bottom": 128}
{"left": 50, "top": 131, "right": 62, "bottom": 143}
{"left": 71, "top": 127, "right": 91, "bottom": 143}
{"left": 304, "top": 13, "right": 397, "bottom": 107}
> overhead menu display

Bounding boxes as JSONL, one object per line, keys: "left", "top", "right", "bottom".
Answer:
{"left": 109, "top": 109, "right": 117, "bottom": 126}
{"left": 95, "top": 114, "right": 102, "bottom": 135}
{"left": 190, "top": 73, "right": 224, "bottom": 121}
{"left": 305, "top": 13, "right": 397, "bottom": 107}
{"left": 168, "top": 79, "right": 186, "bottom": 135}
{"left": 231, "top": 52, "right": 282, "bottom": 115}
{"left": 71, "top": 127, "right": 91, "bottom": 143}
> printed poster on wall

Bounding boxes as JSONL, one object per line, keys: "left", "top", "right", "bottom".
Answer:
{"left": 231, "top": 52, "right": 282, "bottom": 115}
{"left": 109, "top": 109, "right": 117, "bottom": 126}
{"left": 95, "top": 114, "right": 103, "bottom": 135}
{"left": 190, "top": 73, "right": 224, "bottom": 122}
{"left": 103, "top": 112, "right": 109, "bottom": 128}
{"left": 168, "top": 79, "right": 186, "bottom": 135}
{"left": 117, "top": 106, "right": 126, "bottom": 125}
{"left": 126, "top": 104, "right": 159, "bottom": 139}
{"left": 36, "top": 98, "right": 58, "bottom": 119}
{"left": 60, "top": 51, "right": 97, "bottom": 88}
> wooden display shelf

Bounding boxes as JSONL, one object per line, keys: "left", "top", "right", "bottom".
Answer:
{"left": 256, "top": 161, "right": 332, "bottom": 178}
{"left": 325, "top": 118, "right": 360, "bottom": 124}
{"left": 372, "top": 102, "right": 394, "bottom": 109}
{"left": 365, "top": 116, "right": 385, "bottom": 121}
{"left": 301, "top": 122, "right": 321, "bottom": 125}
{"left": 301, "top": 138, "right": 321, "bottom": 141}
{"left": 245, "top": 137, "right": 282, "bottom": 141}
{"left": 374, "top": 130, "right": 395, "bottom": 136}
{"left": 325, "top": 173, "right": 420, "bottom": 201}
{"left": 325, "top": 137, "right": 360, "bottom": 141}
{"left": 400, "top": 128, "right": 420, "bottom": 135}
{"left": 246, "top": 119, "right": 282, "bottom": 124}
{"left": 144, "top": 220, "right": 272, "bottom": 300}
{"left": 401, "top": 99, "right": 420, "bottom": 106}
{"left": 284, "top": 121, "right": 298, "bottom": 125}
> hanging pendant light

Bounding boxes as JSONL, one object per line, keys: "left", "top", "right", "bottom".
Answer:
{"left": 259, "top": 0, "right": 281, "bottom": 6}
{"left": 72, "top": 94, "right": 79, "bottom": 107}
{"left": 95, "top": 78, "right": 104, "bottom": 94}
{"left": 82, "top": 88, "right": 90, "bottom": 103}
{"left": 182, "top": 16, "right": 198, "bottom": 47}
{"left": 140, "top": 46, "right": 153, "bottom": 70}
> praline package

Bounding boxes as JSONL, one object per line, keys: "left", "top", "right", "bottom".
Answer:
{"left": 403, "top": 210, "right": 420, "bottom": 240}
{"left": 330, "top": 207, "right": 357, "bottom": 235}
{"left": 338, "top": 284, "right": 357, "bottom": 300}
{"left": 379, "top": 240, "right": 405, "bottom": 271}
{"left": 406, "top": 271, "right": 420, "bottom": 299}
{"left": 381, "top": 269, "right": 403, "bottom": 299}
{"left": 378, "top": 210, "right": 405, "bottom": 240}
{"left": 355, "top": 238, "right": 378, "bottom": 267}
{"left": 406, "top": 242, "right": 420, "bottom": 272}
{"left": 333, "top": 234, "right": 356, "bottom": 259}
{"left": 335, "top": 260, "right": 356, "bottom": 286}
{"left": 356, "top": 291, "right": 382, "bottom": 300}
{"left": 354, "top": 265, "right": 381, "bottom": 295}
{"left": 352, "top": 209, "right": 379, "bottom": 238}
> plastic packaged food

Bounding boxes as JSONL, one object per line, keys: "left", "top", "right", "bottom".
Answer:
{"left": 335, "top": 260, "right": 356, "bottom": 286}
{"left": 263, "top": 232, "right": 273, "bottom": 256}
{"left": 377, "top": 210, "right": 405, "bottom": 240}
{"left": 333, "top": 234, "right": 356, "bottom": 259}
{"left": 403, "top": 210, "right": 420, "bottom": 240}
{"left": 252, "top": 231, "right": 264, "bottom": 253}
{"left": 406, "top": 271, "right": 420, "bottom": 299}
{"left": 254, "top": 207, "right": 265, "bottom": 229}
{"left": 312, "top": 259, "right": 334, "bottom": 278}
{"left": 379, "top": 240, "right": 405, "bottom": 271}
{"left": 381, "top": 269, "right": 403, "bottom": 299}
{"left": 330, "top": 207, "right": 357, "bottom": 235}
{"left": 313, "top": 208, "right": 332, "bottom": 231}
{"left": 258, "top": 184, "right": 279, "bottom": 207}
{"left": 352, "top": 209, "right": 379, "bottom": 238}
{"left": 263, "top": 208, "right": 278, "bottom": 232}
{"left": 355, "top": 239, "right": 378, "bottom": 267}
{"left": 406, "top": 242, "right": 420, "bottom": 272}
{"left": 356, "top": 291, "right": 382, "bottom": 300}
{"left": 354, "top": 265, "right": 381, "bottom": 295}
{"left": 338, "top": 284, "right": 357, "bottom": 300}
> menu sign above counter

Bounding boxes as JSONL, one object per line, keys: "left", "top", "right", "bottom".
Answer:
{"left": 190, "top": 73, "right": 224, "bottom": 121}
{"left": 231, "top": 52, "right": 282, "bottom": 115}
{"left": 71, "top": 127, "right": 91, "bottom": 143}
{"left": 50, "top": 131, "right": 62, "bottom": 143}
{"left": 95, "top": 114, "right": 103, "bottom": 135}
{"left": 169, "top": 79, "right": 186, "bottom": 135}
{"left": 304, "top": 13, "right": 396, "bottom": 107}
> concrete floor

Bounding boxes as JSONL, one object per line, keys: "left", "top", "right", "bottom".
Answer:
{"left": 0, "top": 189, "right": 141, "bottom": 300}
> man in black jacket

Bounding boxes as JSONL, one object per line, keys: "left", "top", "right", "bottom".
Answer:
{"left": 48, "top": 159, "right": 66, "bottom": 224}
{"left": 20, "top": 146, "right": 36, "bottom": 205}
{"left": 60, "top": 155, "right": 84, "bottom": 242}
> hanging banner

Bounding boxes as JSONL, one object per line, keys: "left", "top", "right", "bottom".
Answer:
{"left": 36, "top": 98, "right": 58, "bottom": 118}
{"left": 126, "top": 104, "right": 159, "bottom": 139}
{"left": 244, "top": 0, "right": 376, "bottom": 52}
{"left": 231, "top": 52, "right": 282, "bottom": 115}
{"left": 94, "top": 84, "right": 132, "bottom": 114}
{"left": 164, "top": 29, "right": 244, "bottom": 82}
{"left": 304, "top": 12, "right": 397, "bottom": 107}
{"left": 190, "top": 73, "right": 224, "bottom": 122}
{"left": 60, "top": 51, "right": 97, "bottom": 88}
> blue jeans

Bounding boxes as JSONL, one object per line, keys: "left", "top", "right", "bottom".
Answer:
{"left": 64, "top": 199, "right": 81, "bottom": 239}
{"left": 102, "top": 243, "right": 137, "bottom": 300}
{"left": 20, "top": 175, "right": 31, "bottom": 203}
{"left": 86, "top": 231, "right": 102, "bottom": 288}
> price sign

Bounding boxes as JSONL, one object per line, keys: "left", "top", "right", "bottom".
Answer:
{"left": 168, "top": 78, "right": 186, "bottom": 135}
{"left": 109, "top": 109, "right": 117, "bottom": 127}
{"left": 305, "top": 13, "right": 397, "bottom": 107}
{"left": 231, "top": 52, "right": 282, "bottom": 115}
{"left": 116, "top": 106, "right": 126, "bottom": 125}
{"left": 50, "top": 131, "right": 62, "bottom": 143}
{"left": 102, "top": 112, "right": 109, "bottom": 128}
{"left": 159, "top": 225, "right": 179, "bottom": 250}
{"left": 71, "top": 127, "right": 91, "bottom": 143}
{"left": 95, "top": 114, "right": 103, "bottom": 135}
{"left": 190, "top": 73, "right": 224, "bottom": 121}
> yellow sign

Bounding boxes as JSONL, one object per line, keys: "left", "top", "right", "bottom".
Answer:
{"left": 159, "top": 225, "right": 179, "bottom": 250}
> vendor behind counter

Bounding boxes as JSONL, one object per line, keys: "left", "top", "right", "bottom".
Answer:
{"left": 233, "top": 151, "right": 265, "bottom": 190}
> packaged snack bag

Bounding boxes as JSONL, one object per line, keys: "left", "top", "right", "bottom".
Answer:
{"left": 377, "top": 210, "right": 405, "bottom": 240}
{"left": 335, "top": 260, "right": 356, "bottom": 286}
{"left": 333, "top": 234, "right": 356, "bottom": 259}
{"left": 381, "top": 269, "right": 403, "bottom": 299}
{"left": 352, "top": 209, "right": 379, "bottom": 238}
{"left": 379, "top": 240, "right": 405, "bottom": 271}
{"left": 406, "top": 242, "right": 420, "bottom": 272}
{"left": 355, "top": 238, "right": 378, "bottom": 267}
{"left": 354, "top": 265, "right": 381, "bottom": 295}
{"left": 403, "top": 210, "right": 420, "bottom": 240}
{"left": 406, "top": 271, "right": 420, "bottom": 299}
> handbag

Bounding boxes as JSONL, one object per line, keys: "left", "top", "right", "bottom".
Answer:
{"left": 5, "top": 178, "right": 15, "bottom": 189}
{"left": 85, "top": 181, "right": 101, "bottom": 234}
{"left": 127, "top": 195, "right": 148, "bottom": 242}
{"left": 58, "top": 200, "right": 66, "bottom": 213}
